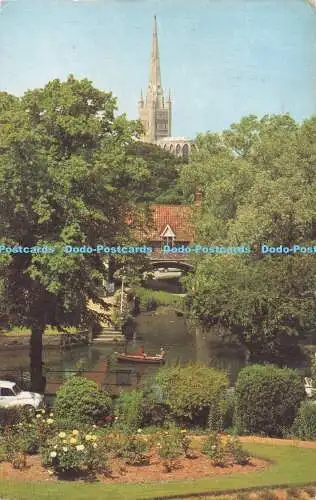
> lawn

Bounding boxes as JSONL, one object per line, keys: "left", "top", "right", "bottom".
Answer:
{"left": 1, "top": 326, "right": 79, "bottom": 337}
{"left": 1, "top": 443, "right": 316, "bottom": 500}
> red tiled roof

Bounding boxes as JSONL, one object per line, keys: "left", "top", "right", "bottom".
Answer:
{"left": 138, "top": 204, "right": 194, "bottom": 242}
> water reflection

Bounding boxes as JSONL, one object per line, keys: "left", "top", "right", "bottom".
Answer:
{"left": 0, "top": 312, "right": 247, "bottom": 390}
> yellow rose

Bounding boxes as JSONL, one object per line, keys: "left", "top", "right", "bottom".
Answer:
{"left": 72, "top": 430, "right": 79, "bottom": 436}
{"left": 85, "top": 435, "right": 92, "bottom": 441}
{"left": 91, "top": 435, "right": 97, "bottom": 442}
{"left": 70, "top": 437, "right": 77, "bottom": 445}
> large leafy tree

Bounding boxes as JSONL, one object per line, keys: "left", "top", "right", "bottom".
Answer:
{"left": 125, "top": 142, "right": 185, "bottom": 204}
{"left": 182, "top": 114, "right": 316, "bottom": 364}
{"left": 0, "top": 76, "right": 150, "bottom": 391}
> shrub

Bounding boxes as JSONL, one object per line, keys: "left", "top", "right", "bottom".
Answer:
{"left": 224, "top": 436, "right": 250, "bottom": 465}
{"left": 54, "top": 376, "right": 112, "bottom": 428}
{"left": 41, "top": 428, "right": 109, "bottom": 476}
{"left": 114, "top": 390, "right": 144, "bottom": 432}
{"left": 150, "top": 363, "right": 229, "bottom": 426}
{"left": 202, "top": 432, "right": 227, "bottom": 467}
{"left": 208, "top": 388, "right": 236, "bottom": 431}
{"left": 234, "top": 364, "right": 305, "bottom": 437}
{"left": 291, "top": 400, "right": 316, "bottom": 440}
{"left": 0, "top": 409, "right": 57, "bottom": 457}
{"left": 120, "top": 432, "right": 150, "bottom": 465}
{"left": 0, "top": 407, "right": 28, "bottom": 429}
{"left": 156, "top": 423, "right": 184, "bottom": 472}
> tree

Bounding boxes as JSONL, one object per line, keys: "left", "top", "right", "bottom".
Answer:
{"left": 0, "top": 76, "right": 151, "bottom": 391}
{"left": 125, "top": 142, "right": 185, "bottom": 203}
{"left": 182, "top": 114, "right": 316, "bottom": 364}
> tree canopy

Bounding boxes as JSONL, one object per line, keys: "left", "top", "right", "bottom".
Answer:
{"left": 0, "top": 76, "right": 153, "bottom": 389}
{"left": 181, "top": 114, "right": 316, "bottom": 363}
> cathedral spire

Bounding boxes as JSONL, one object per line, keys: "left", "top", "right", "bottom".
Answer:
{"left": 148, "top": 14, "right": 162, "bottom": 96}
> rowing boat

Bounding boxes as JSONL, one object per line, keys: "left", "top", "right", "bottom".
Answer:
{"left": 115, "top": 352, "right": 165, "bottom": 364}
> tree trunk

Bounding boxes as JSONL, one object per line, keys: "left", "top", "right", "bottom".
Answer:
{"left": 30, "top": 324, "right": 45, "bottom": 393}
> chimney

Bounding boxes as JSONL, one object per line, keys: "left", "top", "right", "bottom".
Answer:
{"left": 195, "top": 190, "right": 203, "bottom": 207}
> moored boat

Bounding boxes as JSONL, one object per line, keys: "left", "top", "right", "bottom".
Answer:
{"left": 115, "top": 352, "right": 166, "bottom": 364}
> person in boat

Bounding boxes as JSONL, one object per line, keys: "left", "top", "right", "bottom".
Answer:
{"left": 138, "top": 345, "right": 146, "bottom": 357}
{"left": 159, "top": 347, "right": 165, "bottom": 358}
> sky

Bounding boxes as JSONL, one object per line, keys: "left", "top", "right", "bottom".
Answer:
{"left": 1, "top": 0, "right": 316, "bottom": 138}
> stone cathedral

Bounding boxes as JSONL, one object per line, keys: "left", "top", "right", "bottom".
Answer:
{"left": 138, "top": 16, "right": 194, "bottom": 159}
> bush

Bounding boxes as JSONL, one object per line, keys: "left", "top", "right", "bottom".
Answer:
{"left": 234, "top": 364, "right": 305, "bottom": 437}
{"left": 54, "top": 376, "right": 112, "bottom": 428}
{"left": 208, "top": 388, "right": 236, "bottom": 431}
{"left": 114, "top": 390, "right": 144, "bottom": 431}
{"left": 224, "top": 436, "right": 250, "bottom": 465}
{"left": 150, "top": 363, "right": 229, "bottom": 426}
{"left": 119, "top": 431, "right": 150, "bottom": 465}
{"left": 156, "top": 424, "right": 184, "bottom": 472}
{"left": 202, "top": 432, "right": 227, "bottom": 466}
{"left": 0, "top": 407, "right": 28, "bottom": 429}
{"left": 0, "top": 409, "right": 57, "bottom": 456}
{"left": 291, "top": 400, "right": 316, "bottom": 440}
{"left": 41, "top": 429, "right": 109, "bottom": 476}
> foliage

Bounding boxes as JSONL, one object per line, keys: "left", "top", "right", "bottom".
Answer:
{"left": 0, "top": 407, "right": 26, "bottom": 429}
{"left": 134, "top": 287, "right": 184, "bottom": 312}
{"left": 234, "top": 364, "right": 305, "bottom": 437}
{"left": 114, "top": 390, "right": 145, "bottom": 432}
{"left": 41, "top": 428, "right": 108, "bottom": 476}
{"left": 125, "top": 142, "right": 184, "bottom": 204}
{"left": 224, "top": 435, "right": 250, "bottom": 465}
{"left": 291, "top": 400, "right": 316, "bottom": 440}
{"left": 0, "top": 408, "right": 57, "bottom": 456}
{"left": 208, "top": 388, "right": 236, "bottom": 431}
{"left": 119, "top": 431, "right": 150, "bottom": 465}
{"left": 0, "top": 77, "right": 150, "bottom": 391}
{"left": 54, "top": 376, "right": 112, "bottom": 428}
{"left": 182, "top": 114, "right": 316, "bottom": 364}
{"left": 202, "top": 433, "right": 249, "bottom": 467}
{"left": 202, "top": 432, "right": 227, "bottom": 466}
{"left": 156, "top": 424, "right": 184, "bottom": 472}
{"left": 101, "top": 430, "right": 130, "bottom": 457}
{"left": 150, "top": 363, "right": 229, "bottom": 425}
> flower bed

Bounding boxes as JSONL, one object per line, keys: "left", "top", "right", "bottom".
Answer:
{"left": 0, "top": 422, "right": 268, "bottom": 483}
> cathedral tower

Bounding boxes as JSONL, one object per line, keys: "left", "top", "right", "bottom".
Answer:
{"left": 139, "top": 15, "right": 171, "bottom": 143}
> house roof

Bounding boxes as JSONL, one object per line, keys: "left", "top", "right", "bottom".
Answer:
{"left": 139, "top": 204, "right": 194, "bottom": 241}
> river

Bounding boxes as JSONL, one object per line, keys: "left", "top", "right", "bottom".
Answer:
{"left": 0, "top": 308, "right": 247, "bottom": 392}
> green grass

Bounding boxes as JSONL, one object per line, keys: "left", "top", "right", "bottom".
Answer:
{"left": 134, "top": 286, "right": 185, "bottom": 311}
{"left": 1, "top": 326, "right": 79, "bottom": 337}
{"left": 1, "top": 443, "right": 316, "bottom": 500}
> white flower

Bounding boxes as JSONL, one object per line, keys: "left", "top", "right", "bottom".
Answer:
{"left": 49, "top": 413, "right": 54, "bottom": 417}
{"left": 46, "top": 418, "right": 54, "bottom": 424}
{"left": 58, "top": 432, "right": 66, "bottom": 438}
{"left": 92, "top": 424, "right": 97, "bottom": 428}
{"left": 76, "top": 444, "right": 85, "bottom": 451}
{"left": 212, "top": 445, "right": 216, "bottom": 450}
{"left": 50, "top": 451, "right": 57, "bottom": 458}
{"left": 62, "top": 447, "right": 68, "bottom": 452}
{"left": 53, "top": 445, "right": 58, "bottom": 449}
{"left": 36, "top": 414, "right": 41, "bottom": 419}
{"left": 137, "top": 428, "right": 142, "bottom": 433}
{"left": 93, "top": 443, "right": 97, "bottom": 449}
